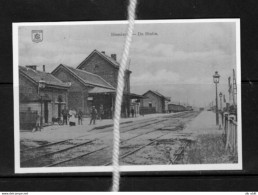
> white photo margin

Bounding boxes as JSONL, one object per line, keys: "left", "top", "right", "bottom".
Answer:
{"left": 13, "top": 19, "right": 242, "bottom": 174}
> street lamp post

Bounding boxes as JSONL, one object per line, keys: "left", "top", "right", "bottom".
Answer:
{"left": 213, "top": 71, "right": 220, "bottom": 125}
{"left": 219, "top": 92, "right": 223, "bottom": 111}
{"left": 38, "top": 78, "right": 46, "bottom": 129}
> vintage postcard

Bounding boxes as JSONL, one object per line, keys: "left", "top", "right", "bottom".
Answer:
{"left": 13, "top": 19, "right": 241, "bottom": 173}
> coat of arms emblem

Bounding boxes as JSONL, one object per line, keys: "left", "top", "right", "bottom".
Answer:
{"left": 31, "top": 30, "right": 43, "bottom": 43}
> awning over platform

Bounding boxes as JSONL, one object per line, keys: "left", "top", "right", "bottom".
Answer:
{"left": 89, "top": 87, "right": 144, "bottom": 99}
{"left": 125, "top": 92, "right": 144, "bottom": 99}
{"left": 19, "top": 93, "right": 52, "bottom": 103}
{"left": 89, "top": 87, "right": 116, "bottom": 94}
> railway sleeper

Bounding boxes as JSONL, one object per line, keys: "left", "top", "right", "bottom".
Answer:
{"left": 170, "top": 141, "right": 191, "bottom": 164}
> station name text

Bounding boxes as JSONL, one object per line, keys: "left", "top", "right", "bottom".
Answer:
{"left": 111, "top": 32, "right": 158, "bottom": 37}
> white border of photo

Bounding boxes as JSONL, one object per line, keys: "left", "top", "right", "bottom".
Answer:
{"left": 13, "top": 19, "right": 242, "bottom": 173}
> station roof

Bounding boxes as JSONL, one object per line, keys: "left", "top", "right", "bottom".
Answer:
{"left": 77, "top": 49, "right": 131, "bottom": 73}
{"left": 125, "top": 92, "right": 144, "bottom": 99}
{"left": 19, "top": 66, "right": 70, "bottom": 89}
{"left": 89, "top": 87, "right": 116, "bottom": 94}
{"left": 89, "top": 88, "right": 144, "bottom": 99}
{"left": 52, "top": 64, "right": 115, "bottom": 90}
{"left": 143, "top": 90, "right": 170, "bottom": 101}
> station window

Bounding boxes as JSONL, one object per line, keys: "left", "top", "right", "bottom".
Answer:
{"left": 93, "top": 65, "right": 99, "bottom": 73}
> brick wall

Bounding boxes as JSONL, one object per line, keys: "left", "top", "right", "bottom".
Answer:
{"left": 19, "top": 74, "right": 38, "bottom": 100}
{"left": 19, "top": 73, "right": 68, "bottom": 124}
{"left": 53, "top": 70, "right": 84, "bottom": 92}
{"left": 53, "top": 67, "right": 92, "bottom": 115}
{"left": 79, "top": 53, "right": 131, "bottom": 93}
{"left": 124, "top": 72, "right": 130, "bottom": 93}
{"left": 80, "top": 53, "right": 117, "bottom": 86}
{"left": 140, "top": 92, "right": 164, "bottom": 113}
{"left": 40, "top": 87, "right": 68, "bottom": 122}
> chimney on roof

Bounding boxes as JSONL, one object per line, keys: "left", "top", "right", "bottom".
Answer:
{"left": 101, "top": 51, "right": 105, "bottom": 54}
{"left": 111, "top": 54, "right": 117, "bottom": 61}
{"left": 26, "top": 65, "right": 37, "bottom": 70}
{"left": 43, "top": 65, "right": 45, "bottom": 72}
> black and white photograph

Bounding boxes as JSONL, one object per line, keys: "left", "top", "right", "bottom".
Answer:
{"left": 13, "top": 19, "right": 241, "bottom": 173}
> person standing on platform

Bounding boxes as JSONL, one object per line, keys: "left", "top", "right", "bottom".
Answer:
{"left": 69, "top": 108, "right": 76, "bottom": 126}
{"left": 131, "top": 108, "right": 135, "bottom": 118}
{"left": 99, "top": 104, "right": 104, "bottom": 120}
{"left": 62, "top": 106, "right": 68, "bottom": 125}
{"left": 111, "top": 106, "right": 114, "bottom": 119}
{"left": 89, "top": 106, "right": 97, "bottom": 125}
{"left": 78, "top": 109, "right": 83, "bottom": 125}
{"left": 33, "top": 112, "right": 41, "bottom": 132}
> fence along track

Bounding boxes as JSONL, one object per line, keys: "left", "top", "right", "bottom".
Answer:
{"left": 222, "top": 113, "right": 238, "bottom": 155}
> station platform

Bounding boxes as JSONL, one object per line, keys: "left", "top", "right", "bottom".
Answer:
{"left": 184, "top": 110, "right": 221, "bottom": 135}
{"left": 19, "top": 112, "right": 176, "bottom": 144}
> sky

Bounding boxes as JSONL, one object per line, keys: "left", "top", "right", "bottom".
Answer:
{"left": 18, "top": 21, "right": 238, "bottom": 107}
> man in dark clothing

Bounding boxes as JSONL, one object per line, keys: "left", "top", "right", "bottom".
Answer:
{"left": 131, "top": 108, "right": 135, "bottom": 118}
{"left": 33, "top": 112, "right": 41, "bottom": 132}
{"left": 127, "top": 109, "right": 130, "bottom": 118}
{"left": 110, "top": 106, "right": 114, "bottom": 119}
{"left": 89, "top": 106, "right": 97, "bottom": 125}
{"left": 62, "top": 107, "right": 68, "bottom": 125}
{"left": 78, "top": 109, "right": 83, "bottom": 125}
{"left": 99, "top": 104, "right": 104, "bottom": 120}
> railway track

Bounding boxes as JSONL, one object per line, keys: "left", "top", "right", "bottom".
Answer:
{"left": 21, "top": 113, "right": 172, "bottom": 153}
{"left": 48, "top": 125, "right": 182, "bottom": 167}
{"left": 21, "top": 115, "right": 172, "bottom": 164}
{"left": 103, "top": 128, "right": 182, "bottom": 166}
{"left": 171, "top": 141, "right": 189, "bottom": 164}
{"left": 20, "top": 111, "right": 199, "bottom": 167}
{"left": 21, "top": 111, "right": 193, "bottom": 156}
{"left": 21, "top": 120, "right": 173, "bottom": 167}
{"left": 48, "top": 117, "right": 192, "bottom": 167}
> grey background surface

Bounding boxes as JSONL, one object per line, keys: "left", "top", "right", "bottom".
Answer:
{"left": 0, "top": 0, "right": 258, "bottom": 191}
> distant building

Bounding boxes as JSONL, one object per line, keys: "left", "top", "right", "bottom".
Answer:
{"left": 140, "top": 90, "right": 170, "bottom": 114}
{"left": 165, "top": 96, "right": 171, "bottom": 113}
{"left": 130, "top": 99, "right": 141, "bottom": 117}
{"left": 19, "top": 65, "right": 70, "bottom": 128}
{"left": 168, "top": 103, "right": 186, "bottom": 113}
{"left": 186, "top": 105, "right": 193, "bottom": 111}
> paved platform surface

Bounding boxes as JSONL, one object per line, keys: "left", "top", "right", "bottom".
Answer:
{"left": 20, "top": 110, "right": 221, "bottom": 144}
{"left": 20, "top": 113, "right": 176, "bottom": 143}
{"left": 184, "top": 110, "right": 221, "bottom": 135}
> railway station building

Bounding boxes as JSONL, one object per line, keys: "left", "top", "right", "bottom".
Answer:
{"left": 52, "top": 49, "right": 142, "bottom": 118}
{"left": 19, "top": 65, "right": 70, "bottom": 129}
{"left": 140, "top": 90, "right": 170, "bottom": 114}
{"left": 51, "top": 64, "right": 115, "bottom": 117}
